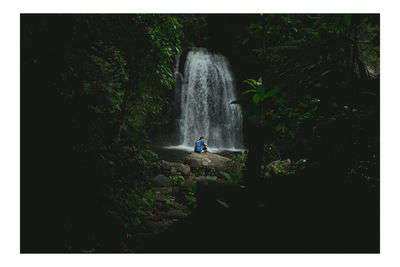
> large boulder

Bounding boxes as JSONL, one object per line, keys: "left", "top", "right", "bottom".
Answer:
{"left": 165, "top": 209, "right": 186, "bottom": 219}
{"left": 265, "top": 158, "right": 293, "bottom": 176}
{"left": 184, "top": 152, "right": 230, "bottom": 171}
{"left": 160, "top": 160, "right": 191, "bottom": 177}
{"left": 151, "top": 174, "right": 172, "bottom": 187}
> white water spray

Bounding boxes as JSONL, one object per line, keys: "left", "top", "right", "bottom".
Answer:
{"left": 173, "top": 48, "right": 243, "bottom": 151}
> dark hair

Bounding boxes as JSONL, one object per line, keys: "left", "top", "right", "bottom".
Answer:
{"left": 199, "top": 136, "right": 204, "bottom": 140}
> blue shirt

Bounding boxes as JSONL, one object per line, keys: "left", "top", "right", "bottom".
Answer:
{"left": 194, "top": 140, "right": 205, "bottom": 152}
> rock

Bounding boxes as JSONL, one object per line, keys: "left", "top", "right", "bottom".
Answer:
{"left": 267, "top": 159, "right": 292, "bottom": 175}
{"left": 270, "top": 158, "right": 291, "bottom": 168}
{"left": 172, "top": 186, "right": 180, "bottom": 195}
{"left": 143, "top": 213, "right": 163, "bottom": 221}
{"left": 192, "top": 175, "right": 218, "bottom": 185}
{"left": 193, "top": 176, "right": 206, "bottom": 184}
{"left": 143, "top": 219, "right": 169, "bottom": 233}
{"left": 181, "top": 177, "right": 195, "bottom": 188}
{"left": 170, "top": 167, "right": 177, "bottom": 174}
{"left": 184, "top": 152, "right": 230, "bottom": 171}
{"left": 154, "top": 194, "right": 165, "bottom": 202}
{"left": 151, "top": 174, "right": 171, "bottom": 187}
{"left": 160, "top": 160, "right": 191, "bottom": 177}
{"left": 171, "top": 202, "right": 189, "bottom": 212}
{"left": 282, "top": 158, "right": 291, "bottom": 167}
{"left": 165, "top": 209, "right": 186, "bottom": 219}
{"left": 216, "top": 199, "right": 230, "bottom": 209}
{"left": 154, "top": 202, "right": 170, "bottom": 211}
{"left": 178, "top": 164, "right": 191, "bottom": 176}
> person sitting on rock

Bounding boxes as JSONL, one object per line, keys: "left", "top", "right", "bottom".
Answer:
{"left": 194, "top": 136, "right": 208, "bottom": 153}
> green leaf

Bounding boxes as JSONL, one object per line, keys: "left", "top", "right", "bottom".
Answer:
{"left": 241, "top": 89, "right": 256, "bottom": 95}
{"left": 253, "top": 94, "right": 261, "bottom": 104}
{"left": 243, "top": 79, "right": 257, "bottom": 88}
{"left": 306, "top": 15, "right": 321, "bottom": 20}
{"left": 249, "top": 24, "right": 261, "bottom": 30}
{"left": 256, "top": 84, "right": 265, "bottom": 95}
{"left": 343, "top": 14, "right": 351, "bottom": 26}
{"left": 230, "top": 100, "right": 242, "bottom": 105}
{"left": 220, "top": 171, "right": 232, "bottom": 182}
{"left": 274, "top": 124, "right": 284, "bottom": 132}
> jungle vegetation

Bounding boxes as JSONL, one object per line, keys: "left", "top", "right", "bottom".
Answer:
{"left": 21, "top": 14, "right": 379, "bottom": 252}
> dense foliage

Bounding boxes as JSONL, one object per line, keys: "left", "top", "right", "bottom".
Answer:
{"left": 22, "top": 14, "right": 184, "bottom": 250}
{"left": 229, "top": 14, "right": 379, "bottom": 185}
{"left": 21, "top": 14, "right": 379, "bottom": 252}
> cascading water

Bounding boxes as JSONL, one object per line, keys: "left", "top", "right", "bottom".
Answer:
{"left": 172, "top": 48, "right": 243, "bottom": 152}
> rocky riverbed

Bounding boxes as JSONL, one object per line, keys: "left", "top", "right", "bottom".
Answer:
{"left": 127, "top": 150, "right": 236, "bottom": 250}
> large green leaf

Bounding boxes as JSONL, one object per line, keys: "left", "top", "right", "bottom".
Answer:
{"left": 243, "top": 78, "right": 258, "bottom": 88}
{"left": 253, "top": 94, "right": 262, "bottom": 104}
{"left": 241, "top": 89, "right": 256, "bottom": 95}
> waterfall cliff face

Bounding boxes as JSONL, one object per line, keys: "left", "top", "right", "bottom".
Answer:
{"left": 174, "top": 48, "right": 243, "bottom": 151}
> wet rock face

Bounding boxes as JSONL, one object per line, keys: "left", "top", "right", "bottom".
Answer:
{"left": 184, "top": 152, "right": 230, "bottom": 171}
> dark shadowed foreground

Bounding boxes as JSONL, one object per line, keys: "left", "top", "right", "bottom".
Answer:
{"left": 134, "top": 169, "right": 379, "bottom": 253}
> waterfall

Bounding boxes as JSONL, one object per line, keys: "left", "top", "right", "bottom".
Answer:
{"left": 173, "top": 48, "right": 243, "bottom": 152}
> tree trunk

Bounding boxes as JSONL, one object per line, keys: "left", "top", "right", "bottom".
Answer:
{"left": 117, "top": 90, "right": 128, "bottom": 138}
{"left": 244, "top": 15, "right": 268, "bottom": 188}
{"left": 117, "top": 67, "right": 134, "bottom": 138}
{"left": 244, "top": 117, "right": 265, "bottom": 187}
